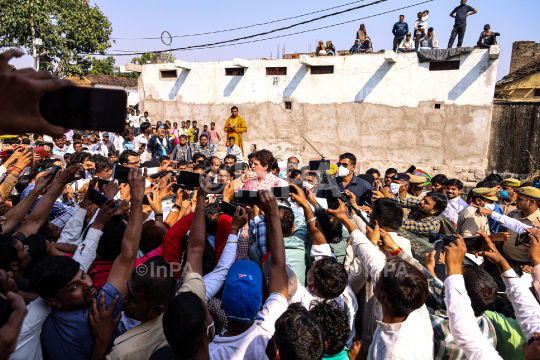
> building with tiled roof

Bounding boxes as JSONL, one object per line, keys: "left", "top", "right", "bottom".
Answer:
{"left": 495, "top": 58, "right": 540, "bottom": 101}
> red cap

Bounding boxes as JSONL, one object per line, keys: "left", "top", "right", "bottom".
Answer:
{"left": 0, "top": 151, "right": 7, "bottom": 158}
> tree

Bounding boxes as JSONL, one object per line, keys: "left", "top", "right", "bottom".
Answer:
{"left": 89, "top": 56, "right": 138, "bottom": 79}
{"left": 131, "top": 52, "right": 176, "bottom": 65}
{"left": 0, "top": 0, "right": 112, "bottom": 77}
{"left": 89, "top": 56, "right": 115, "bottom": 75}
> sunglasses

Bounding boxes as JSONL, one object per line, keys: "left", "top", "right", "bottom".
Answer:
{"left": 337, "top": 163, "right": 349, "bottom": 168}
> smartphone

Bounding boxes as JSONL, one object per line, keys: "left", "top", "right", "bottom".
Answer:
{"left": 309, "top": 159, "right": 331, "bottom": 172}
{"left": 112, "top": 163, "right": 131, "bottom": 183}
{"left": 406, "top": 165, "right": 417, "bottom": 174}
{"left": 143, "top": 194, "right": 153, "bottom": 205}
{"left": 98, "top": 179, "right": 110, "bottom": 191}
{"left": 50, "top": 165, "right": 61, "bottom": 178}
{"left": 273, "top": 186, "right": 290, "bottom": 198}
{"left": 428, "top": 232, "right": 456, "bottom": 247}
{"left": 33, "top": 146, "right": 49, "bottom": 159}
{"left": 515, "top": 232, "right": 532, "bottom": 247}
{"left": 172, "top": 183, "right": 185, "bottom": 193}
{"left": 88, "top": 188, "right": 108, "bottom": 207}
{"left": 39, "top": 87, "right": 127, "bottom": 133}
{"left": 234, "top": 190, "right": 261, "bottom": 206}
{"left": 464, "top": 235, "right": 483, "bottom": 253}
{"left": 177, "top": 171, "right": 201, "bottom": 189}
{"left": 325, "top": 188, "right": 341, "bottom": 210}
{"left": 433, "top": 240, "right": 443, "bottom": 265}
{"left": 221, "top": 201, "right": 238, "bottom": 217}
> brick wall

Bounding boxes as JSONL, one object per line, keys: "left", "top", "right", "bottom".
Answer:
{"left": 510, "top": 41, "right": 540, "bottom": 74}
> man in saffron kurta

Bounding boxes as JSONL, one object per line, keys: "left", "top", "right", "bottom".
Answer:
{"left": 223, "top": 106, "right": 247, "bottom": 155}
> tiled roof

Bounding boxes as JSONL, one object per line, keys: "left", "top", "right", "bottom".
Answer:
{"left": 85, "top": 74, "right": 138, "bottom": 88}
{"left": 497, "top": 58, "right": 540, "bottom": 86}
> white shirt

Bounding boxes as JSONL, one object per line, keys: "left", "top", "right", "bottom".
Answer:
{"left": 209, "top": 292, "right": 288, "bottom": 360}
{"left": 444, "top": 275, "right": 503, "bottom": 360}
{"left": 490, "top": 211, "right": 533, "bottom": 233}
{"left": 399, "top": 38, "right": 415, "bottom": 49}
{"left": 442, "top": 196, "right": 468, "bottom": 224}
{"left": 415, "top": 16, "right": 428, "bottom": 33}
{"left": 203, "top": 234, "right": 238, "bottom": 302}
{"left": 226, "top": 145, "right": 243, "bottom": 162}
{"left": 89, "top": 142, "right": 108, "bottom": 157}
{"left": 134, "top": 134, "right": 151, "bottom": 162}
{"left": 132, "top": 115, "right": 141, "bottom": 127}
{"left": 349, "top": 229, "right": 434, "bottom": 360}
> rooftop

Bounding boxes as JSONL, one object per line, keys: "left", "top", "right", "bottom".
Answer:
{"left": 497, "top": 58, "right": 540, "bottom": 86}
{"left": 84, "top": 74, "right": 138, "bottom": 88}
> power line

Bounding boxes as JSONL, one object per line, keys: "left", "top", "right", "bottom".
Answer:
{"left": 111, "top": 0, "right": 370, "bottom": 40}
{"left": 98, "top": 0, "right": 389, "bottom": 56}
{"left": 98, "top": 0, "right": 432, "bottom": 57}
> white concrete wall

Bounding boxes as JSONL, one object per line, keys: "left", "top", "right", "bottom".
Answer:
{"left": 140, "top": 49, "right": 498, "bottom": 108}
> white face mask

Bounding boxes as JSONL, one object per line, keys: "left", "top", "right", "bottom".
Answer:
{"left": 303, "top": 181, "right": 314, "bottom": 190}
{"left": 484, "top": 203, "right": 495, "bottom": 211}
{"left": 337, "top": 166, "right": 350, "bottom": 177}
{"left": 389, "top": 182, "right": 402, "bottom": 195}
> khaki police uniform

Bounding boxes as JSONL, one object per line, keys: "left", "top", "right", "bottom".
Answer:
{"left": 497, "top": 178, "right": 521, "bottom": 215}
{"left": 457, "top": 205, "right": 491, "bottom": 238}
{"left": 457, "top": 187, "right": 498, "bottom": 238}
{"left": 501, "top": 187, "right": 540, "bottom": 263}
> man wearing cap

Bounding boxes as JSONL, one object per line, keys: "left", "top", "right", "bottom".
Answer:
{"left": 102, "top": 133, "right": 116, "bottom": 156}
{"left": 477, "top": 24, "right": 499, "bottom": 49}
{"left": 408, "top": 174, "right": 428, "bottom": 200}
{"left": 398, "top": 33, "right": 416, "bottom": 52}
{"left": 388, "top": 173, "right": 414, "bottom": 216}
{"left": 502, "top": 187, "right": 540, "bottom": 263}
{"left": 457, "top": 188, "right": 496, "bottom": 238}
{"left": 497, "top": 178, "right": 520, "bottom": 215}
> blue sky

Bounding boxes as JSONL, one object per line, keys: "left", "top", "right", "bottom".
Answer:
{"left": 10, "top": 0, "right": 540, "bottom": 80}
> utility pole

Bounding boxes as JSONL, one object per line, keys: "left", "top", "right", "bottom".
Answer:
{"left": 31, "top": 21, "right": 38, "bottom": 70}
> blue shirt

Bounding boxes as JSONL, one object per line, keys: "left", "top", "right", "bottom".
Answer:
{"left": 123, "top": 140, "right": 135, "bottom": 151}
{"left": 392, "top": 21, "right": 409, "bottom": 37}
{"left": 488, "top": 202, "right": 504, "bottom": 234}
{"left": 21, "top": 183, "right": 74, "bottom": 221}
{"left": 42, "top": 282, "right": 125, "bottom": 360}
{"left": 452, "top": 4, "right": 475, "bottom": 25}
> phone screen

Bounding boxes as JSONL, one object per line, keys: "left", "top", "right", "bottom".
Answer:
{"left": 464, "top": 236, "right": 483, "bottom": 252}
{"left": 112, "top": 164, "right": 131, "bottom": 183}
{"left": 273, "top": 186, "right": 290, "bottom": 198}
{"left": 221, "top": 201, "right": 238, "bottom": 217}
{"left": 177, "top": 171, "right": 202, "bottom": 189}
{"left": 98, "top": 179, "right": 110, "bottom": 191}
{"left": 88, "top": 188, "right": 108, "bottom": 207}
{"left": 325, "top": 188, "right": 340, "bottom": 210}
{"left": 309, "top": 160, "right": 331, "bottom": 172}
{"left": 39, "top": 87, "right": 127, "bottom": 133}
{"left": 50, "top": 165, "right": 61, "bottom": 178}
{"left": 433, "top": 240, "right": 443, "bottom": 265}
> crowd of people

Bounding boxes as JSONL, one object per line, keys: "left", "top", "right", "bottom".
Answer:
{"left": 315, "top": 0, "right": 500, "bottom": 56}
{"left": 1, "top": 32, "right": 540, "bottom": 360}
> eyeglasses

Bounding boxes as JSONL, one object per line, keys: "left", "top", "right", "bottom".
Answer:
{"left": 218, "top": 174, "right": 230, "bottom": 179}
{"left": 207, "top": 320, "right": 215, "bottom": 341}
{"left": 125, "top": 161, "right": 140, "bottom": 166}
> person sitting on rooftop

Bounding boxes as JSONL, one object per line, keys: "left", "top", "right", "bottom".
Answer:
{"left": 398, "top": 33, "right": 416, "bottom": 53}
{"left": 350, "top": 39, "right": 362, "bottom": 54}
{"left": 358, "top": 37, "right": 373, "bottom": 53}
{"left": 419, "top": 27, "right": 439, "bottom": 50}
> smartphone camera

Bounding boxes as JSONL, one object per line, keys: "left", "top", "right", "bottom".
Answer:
{"left": 515, "top": 232, "right": 532, "bottom": 247}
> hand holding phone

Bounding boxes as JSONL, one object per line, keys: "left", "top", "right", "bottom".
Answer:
{"left": 88, "top": 188, "right": 109, "bottom": 207}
